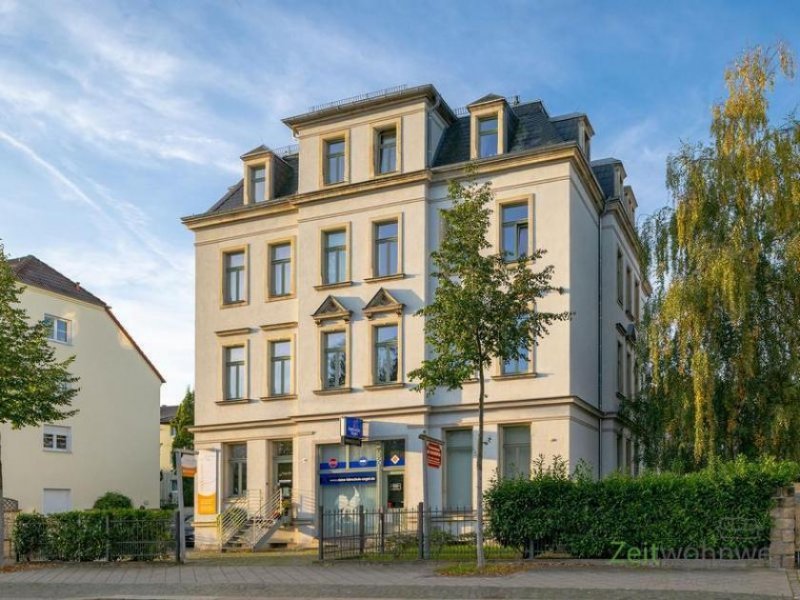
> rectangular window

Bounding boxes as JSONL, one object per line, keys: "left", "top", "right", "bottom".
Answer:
{"left": 324, "top": 139, "right": 345, "bottom": 184}
{"left": 616, "top": 341, "right": 623, "bottom": 396}
{"left": 502, "top": 340, "right": 529, "bottom": 375}
{"left": 626, "top": 350, "right": 632, "bottom": 398}
{"left": 43, "top": 425, "right": 71, "bottom": 452}
{"left": 374, "top": 324, "right": 398, "bottom": 384}
{"left": 478, "top": 116, "right": 498, "bottom": 158}
{"left": 446, "top": 429, "right": 473, "bottom": 509}
{"left": 634, "top": 280, "right": 640, "bottom": 321}
{"left": 228, "top": 443, "right": 247, "bottom": 497}
{"left": 634, "top": 360, "right": 641, "bottom": 396}
{"left": 250, "top": 166, "right": 266, "bottom": 202}
{"left": 224, "top": 345, "right": 246, "bottom": 400}
{"left": 377, "top": 129, "right": 397, "bottom": 174}
{"left": 625, "top": 266, "right": 632, "bottom": 313}
{"left": 374, "top": 220, "right": 398, "bottom": 277}
{"left": 223, "top": 251, "right": 246, "bottom": 304}
{"left": 323, "top": 331, "right": 346, "bottom": 389}
{"left": 44, "top": 315, "right": 70, "bottom": 344}
{"left": 616, "top": 250, "right": 623, "bottom": 306}
{"left": 270, "top": 340, "right": 291, "bottom": 396}
{"left": 323, "top": 230, "right": 347, "bottom": 284}
{"left": 501, "top": 203, "right": 529, "bottom": 261}
{"left": 270, "top": 243, "right": 291, "bottom": 297}
{"left": 502, "top": 425, "right": 531, "bottom": 479}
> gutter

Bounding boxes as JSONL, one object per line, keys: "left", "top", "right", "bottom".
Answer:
{"left": 597, "top": 196, "right": 605, "bottom": 477}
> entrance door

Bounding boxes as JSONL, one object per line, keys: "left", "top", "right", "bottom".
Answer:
{"left": 385, "top": 473, "right": 404, "bottom": 508}
{"left": 43, "top": 488, "right": 71, "bottom": 514}
{"left": 273, "top": 440, "right": 293, "bottom": 514}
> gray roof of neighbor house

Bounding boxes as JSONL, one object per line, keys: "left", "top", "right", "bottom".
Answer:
{"left": 590, "top": 158, "right": 623, "bottom": 199}
{"left": 9, "top": 255, "right": 166, "bottom": 383}
{"left": 193, "top": 92, "right": 618, "bottom": 219}
{"left": 160, "top": 404, "right": 179, "bottom": 424}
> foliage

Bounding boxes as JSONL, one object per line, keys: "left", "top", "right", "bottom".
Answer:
{"left": 171, "top": 387, "right": 194, "bottom": 457}
{"left": 13, "top": 509, "right": 174, "bottom": 562}
{"left": 0, "top": 244, "right": 80, "bottom": 565}
{"left": 409, "top": 175, "right": 569, "bottom": 566}
{"left": 486, "top": 457, "right": 800, "bottom": 558}
{"left": 93, "top": 492, "right": 133, "bottom": 510}
{"left": 625, "top": 44, "right": 800, "bottom": 469}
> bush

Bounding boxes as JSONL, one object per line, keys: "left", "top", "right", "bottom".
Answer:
{"left": 485, "top": 457, "right": 800, "bottom": 559}
{"left": 93, "top": 492, "right": 133, "bottom": 510}
{"left": 13, "top": 509, "right": 174, "bottom": 562}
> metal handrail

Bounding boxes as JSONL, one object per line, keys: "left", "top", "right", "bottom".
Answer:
{"left": 217, "top": 495, "right": 248, "bottom": 549}
{"left": 247, "top": 488, "right": 284, "bottom": 546}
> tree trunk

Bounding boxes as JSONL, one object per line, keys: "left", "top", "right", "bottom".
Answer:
{"left": 0, "top": 428, "right": 5, "bottom": 569}
{"left": 476, "top": 363, "right": 485, "bottom": 569}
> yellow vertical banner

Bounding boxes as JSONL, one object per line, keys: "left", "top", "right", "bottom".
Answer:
{"left": 197, "top": 450, "right": 218, "bottom": 515}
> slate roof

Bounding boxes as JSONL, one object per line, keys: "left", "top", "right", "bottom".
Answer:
{"left": 9, "top": 255, "right": 166, "bottom": 383}
{"left": 160, "top": 404, "right": 179, "bottom": 424}
{"left": 590, "top": 158, "right": 622, "bottom": 199}
{"left": 193, "top": 92, "right": 615, "bottom": 219}
{"left": 10, "top": 255, "right": 106, "bottom": 306}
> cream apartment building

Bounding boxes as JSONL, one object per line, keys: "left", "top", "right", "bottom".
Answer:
{"left": 183, "top": 85, "right": 647, "bottom": 548}
{"left": 3, "top": 256, "right": 163, "bottom": 513}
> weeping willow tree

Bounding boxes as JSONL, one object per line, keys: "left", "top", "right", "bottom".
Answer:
{"left": 625, "top": 44, "right": 800, "bottom": 470}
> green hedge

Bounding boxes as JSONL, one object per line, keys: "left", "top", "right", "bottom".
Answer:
{"left": 13, "top": 509, "right": 174, "bottom": 562}
{"left": 485, "top": 458, "right": 800, "bottom": 558}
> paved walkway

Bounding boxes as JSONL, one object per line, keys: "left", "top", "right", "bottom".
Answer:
{"left": 0, "top": 561, "right": 796, "bottom": 599}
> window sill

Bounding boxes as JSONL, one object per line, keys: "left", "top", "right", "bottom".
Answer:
{"left": 47, "top": 339, "right": 72, "bottom": 346}
{"left": 221, "top": 300, "right": 249, "bottom": 310}
{"left": 215, "top": 398, "right": 252, "bottom": 405}
{"left": 43, "top": 449, "right": 71, "bottom": 454}
{"left": 260, "top": 394, "right": 297, "bottom": 401}
{"left": 313, "top": 387, "right": 352, "bottom": 396}
{"left": 373, "top": 169, "right": 398, "bottom": 179}
{"left": 266, "top": 294, "right": 296, "bottom": 303}
{"left": 364, "top": 382, "right": 405, "bottom": 391}
{"left": 314, "top": 281, "right": 353, "bottom": 291}
{"left": 322, "top": 180, "right": 348, "bottom": 188}
{"left": 364, "top": 273, "right": 405, "bottom": 284}
{"left": 493, "top": 372, "right": 537, "bottom": 381}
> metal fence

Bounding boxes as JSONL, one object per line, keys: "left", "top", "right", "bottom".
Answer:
{"left": 13, "top": 513, "right": 177, "bottom": 563}
{"left": 318, "top": 504, "right": 521, "bottom": 560}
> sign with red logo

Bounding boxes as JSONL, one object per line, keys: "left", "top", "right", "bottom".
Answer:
{"left": 328, "top": 458, "right": 338, "bottom": 469}
{"left": 426, "top": 441, "right": 442, "bottom": 469}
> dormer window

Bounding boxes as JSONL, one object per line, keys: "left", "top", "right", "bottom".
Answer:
{"left": 478, "top": 116, "right": 499, "bottom": 158}
{"left": 250, "top": 166, "right": 266, "bottom": 203}
{"left": 378, "top": 129, "right": 397, "bottom": 174}
{"left": 324, "top": 139, "right": 345, "bottom": 184}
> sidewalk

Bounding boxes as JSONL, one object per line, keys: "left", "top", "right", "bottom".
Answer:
{"left": 0, "top": 561, "right": 795, "bottom": 599}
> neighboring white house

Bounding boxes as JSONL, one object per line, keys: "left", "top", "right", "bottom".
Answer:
{"left": 3, "top": 255, "right": 163, "bottom": 513}
{"left": 159, "top": 404, "right": 180, "bottom": 507}
{"left": 182, "top": 85, "right": 648, "bottom": 549}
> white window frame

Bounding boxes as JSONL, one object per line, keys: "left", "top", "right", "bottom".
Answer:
{"left": 44, "top": 315, "right": 71, "bottom": 344}
{"left": 43, "top": 425, "right": 71, "bottom": 453}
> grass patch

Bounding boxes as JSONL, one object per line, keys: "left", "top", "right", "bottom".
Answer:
{"left": 435, "top": 561, "right": 530, "bottom": 577}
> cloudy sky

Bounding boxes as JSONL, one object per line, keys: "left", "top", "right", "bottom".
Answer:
{"left": 1, "top": 0, "right": 797, "bottom": 404}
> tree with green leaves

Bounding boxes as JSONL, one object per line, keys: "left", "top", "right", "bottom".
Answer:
{"left": 171, "top": 387, "right": 194, "bottom": 507}
{"left": 0, "top": 245, "right": 78, "bottom": 566}
{"left": 409, "top": 177, "right": 570, "bottom": 568}
{"left": 625, "top": 44, "right": 800, "bottom": 470}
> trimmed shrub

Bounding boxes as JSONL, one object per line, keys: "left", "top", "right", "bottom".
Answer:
{"left": 485, "top": 457, "right": 800, "bottom": 558}
{"left": 13, "top": 509, "right": 174, "bottom": 562}
{"left": 93, "top": 492, "right": 133, "bottom": 510}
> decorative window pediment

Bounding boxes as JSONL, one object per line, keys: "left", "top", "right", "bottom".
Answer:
{"left": 363, "top": 288, "right": 404, "bottom": 319}
{"left": 312, "top": 295, "right": 351, "bottom": 325}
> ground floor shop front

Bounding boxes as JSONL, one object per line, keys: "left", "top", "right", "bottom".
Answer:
{"left": 191, "top": 399, "right": 633, "bottom": 549}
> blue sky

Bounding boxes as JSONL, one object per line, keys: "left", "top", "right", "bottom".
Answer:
{"left": 1, "top": 0, "right": 797, "bottom": 404}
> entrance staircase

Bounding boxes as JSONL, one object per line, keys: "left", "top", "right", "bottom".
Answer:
{"left": 218, "top": 488, "right": 284, "bottom": 551}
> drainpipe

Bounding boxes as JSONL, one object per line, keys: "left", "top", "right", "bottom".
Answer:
{"left": 597, "top": 199, "right": 605, "bottom": 478}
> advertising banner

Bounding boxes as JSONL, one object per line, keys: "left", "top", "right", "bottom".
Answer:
{"left": 180, "top": 453, "right": 197, "bottom": 478}
{"left": 197, "top": 449, "right": 218, "bottom": 515}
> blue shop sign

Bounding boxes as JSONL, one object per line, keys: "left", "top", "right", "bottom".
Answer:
{"left": 320, "top": 472, "right": 377, "bottom": 486}
{"left": 340, "top": 416, "right": 364, "bottom": 446}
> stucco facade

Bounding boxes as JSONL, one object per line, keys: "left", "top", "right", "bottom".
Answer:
{"left": 183, "top": 85, "right": 647, "bottom": 548}
{"left": 3, "top": 258, "right": 163, "bottom": 513}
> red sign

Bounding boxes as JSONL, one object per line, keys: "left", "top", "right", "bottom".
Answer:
{"left": 328, "top": 458, "right": 338, "bottom": 469}
{"left": 426, "top": 441, "right": 442, "bottom": 469}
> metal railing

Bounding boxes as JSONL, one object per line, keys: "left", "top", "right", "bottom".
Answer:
{"left": 318, "top": 504, "right": 521, "bottom": 561}
{"left": 308, "top": 84, "right": 409, "bottom": 114}
{"left": 217, "top": 495, "right": 249, "bottom": 549}
{"left": 218, "top": 489, "right": 284, "bottom": 551}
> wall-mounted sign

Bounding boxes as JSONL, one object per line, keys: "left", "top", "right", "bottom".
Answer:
{"left": 319, "top": 472, "right": 377, "bottom": 486}
{"left": 180, "top": 454, "right": 197, "bottom": 478}
{"left": 328, "top": 458, "right": 339, "bottom": 469}
{"left": 426, "top": 441, "right": 442, "bottom": 469}
{"left": 197, "top": 450, "right": 218, "bottom": 515}
{"left": 340, "top": 416, "right": 364, "bottom": 446}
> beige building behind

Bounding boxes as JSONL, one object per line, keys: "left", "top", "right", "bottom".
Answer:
{"left": 3, "top": 256, "right": 163, "bottom": 513}
{"left": 183, "top": 85, "right": 648, "bottom": 549}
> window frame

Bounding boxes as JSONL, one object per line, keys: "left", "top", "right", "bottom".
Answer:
{"left": 616, "top": 340, "right": 624, "bottom": 397}
{"left": 220, "top": 245, "right": 248, "bottom": 307}
{"left": 226, "top": 443, "right": 248, "bottom": 498}
{"left": 268, "top": 338, "right": 293, "bottom": 397}
{"left": 320, "top": 132, "right": 349, "bottom": 187}
{"left": 250, "top": 164, "right": 267, "bottom": 203}
{"left": 320, "top": 226, "right": 350, "bottom": 287}
{"left": 266, "top": 237, "right": 295, "bottom": 300}
{"left": 43, "top": 315, "right": 71, "bottom": 345}
{"left": 222, "top": 342, "right": 248, "bottom": 402}
{"left": 478, "top": 115, "right": 499, "bottom": 158}
{"left": 320, "top": 327, "right": 349, "bottom": 391}
{"left": 496, "top": 195, "right": 535, "bottom": 263}
{"left": 370, "top": 119, "right": 402, "bottom": 177}
{"left": 501, "top": 424, "right": 531, "bottom": 479}
{"left": 625, "top": 265, "right": 633, "bottom": 316}
{"left": 634, "top": 279, "right": 640, "bottom": 322}
{"left": 367, "top": 214, "right": 404, "bottom": 281}
{"left": 43, "top": 425, "right": 71, "bottom": 453}
{"left": 469, "top": 104, "right": 505, "bottom": 160}
{"left": 616, "top": 248, "right": 624, "bottom": 307}
{"left": 444, "top": 428, "right": 474, "bottom": 510}
{"left": 370, "top": 319, "right": 401, "bottom": 386}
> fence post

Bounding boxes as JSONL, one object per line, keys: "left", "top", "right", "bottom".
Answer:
{"left": 105, "top": 514, "right": 110, "bottom": 562}
{"left": 417, "top": 502, "right": 424, "bottom": 560}
{"left": 174, "top": 511, "right": 181, "bottom": 563}
{"left": 318, "top": 505, "right": 324, "bottom": 561}
{"left": 379, "top": 508, "right": 385, "bottom": 555}
{"left": 358, "top": 505, "right": 365, "bottom": 556}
